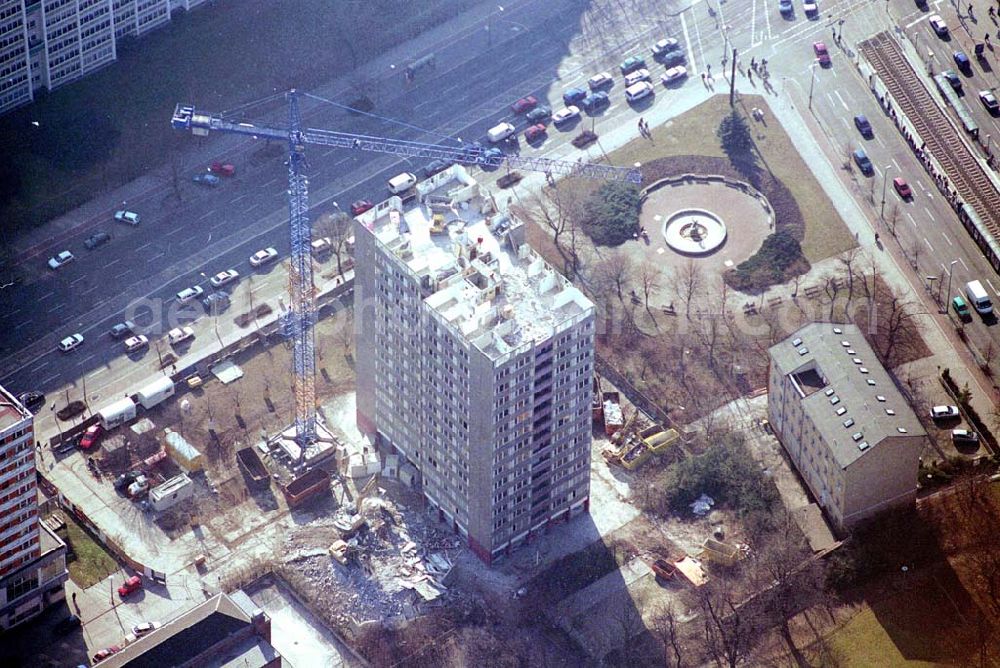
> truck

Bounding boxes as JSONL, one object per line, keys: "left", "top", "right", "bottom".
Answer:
{"left": 965, "top": 280, "right": 994, "bottom": 315}
{"left": 98, "top": 398, "right": 137, "bottom": 430}
{"left": 237, "top": 447, "right": 271, "bottom": 489}
{"left": 281, "top": 468, "right": 331, "bottom": 508}
{"left": 136, "top": 377, "right": 175, "bottom": 410}
{"left": 149, "top": 474, "right": 193, "bottom": 511}
{"left": 602, "top": 391, "right": 624, "bottom": 436}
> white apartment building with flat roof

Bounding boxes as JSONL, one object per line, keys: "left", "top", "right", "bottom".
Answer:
{"left": 0, "top": 0, "right": 209, "bottom": 115}
{"left": 768, "top": 323, "right": 927, "bottom": 531}
{"left": 354, "top": 166, "right": 594, "bottom": 564}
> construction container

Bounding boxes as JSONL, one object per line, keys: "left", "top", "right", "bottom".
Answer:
{"left": 700, "top": 538, "right": 740, "bottom": 566}
{"left": 237, "top": 447, "right": 270, "bottom": 489}
{"left": 136, "top": 377, "right": 175, "bottom": 410}
{"left": 602, "top": 391, "right": 624, "bottom": 436}
{"left": 619, "top": 441, "right": 651, "bottom": 470}
{"left": 643, "top": 427, "right": 680, "bottom": 455}
{"left": 281, "top": 468, "right": 331, "bottom": 508}
{"left": 591, "top": 377, "right": 603, "bottom": 422}
{"left": 164, "top": 429, "right": 204, "bottom": 472}
{"left": 98, "top": 398, "right": 137, "bottom": 430}
{"left": 651, "top": 558, "right": 676, "bottom": 580}
{"left": 149, "top": 474, "right": 193, "bottom": 511}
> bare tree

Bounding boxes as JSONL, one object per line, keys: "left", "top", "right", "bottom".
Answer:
{"left": 650, "top": 603, "right": 687, "bottom": 667}
{"left": 315, "top": 211, "right": 353, "bottom": 277}
{"left": 698, "top": 576, "right": 760, "bottom": 668}
{"left": 638, "top": 263, "right": 663, "bottom": 316}
{"left": 877, "top": 291, "right": 919, "bottom": 366}
{"left": 839, "top": 247, "right": 860, "bottom": 303}
{"left": 669, "top": 259, "right": 705, "bottom": 320}
{"left": 593, "top": 250, "right": 635, "bottom": 305}
{"left": 525, "top": 182, "right": 586, "bottom": 278}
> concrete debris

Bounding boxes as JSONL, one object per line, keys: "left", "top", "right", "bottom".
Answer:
{"left": 690, "top": 493, "right": 715, "bottom": 516}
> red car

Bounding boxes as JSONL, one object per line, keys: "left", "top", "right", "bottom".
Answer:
{"left": 510, "top": 95, "right": 538, "bottom": 114}
{"left": 79, "top": 424, "right": 103, "bottom": 450}
{"left": 117, "top": 575, "right": 142, "bottom": 597}
{"left": 209, "top": 161, "right": 236, "bottom": 177}
{"left": 350, "top": 200, "right": 374, "bottom": 216}
{"left": 813, "top": 42, "right": 831, "bottom": 66}
{"left": 93, "top": 647, "right": 121, "bottom": 663}
{"left": 524, "top": 123, "right": 547, "bottom": 143}
{"left": 893, "top": 177, "right": 912, "bottom": 199}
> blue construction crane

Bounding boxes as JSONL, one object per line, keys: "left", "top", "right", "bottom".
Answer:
{"left": 171, "top": 90, "right": 640, "bottom": 447}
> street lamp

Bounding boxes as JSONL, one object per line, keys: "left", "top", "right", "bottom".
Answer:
{"left": 808, "top": 63, "right": 818, "bottom": 110}
{"left": 880, "top": 164, "right": 893, "bottom": 218}
{"left": 926, "top": 275, "right": 941, "bottom": 307}
{"left": 944, "top": 259, "right": 959, "bottom": 312}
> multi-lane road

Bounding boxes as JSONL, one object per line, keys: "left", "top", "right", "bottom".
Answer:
{"left": 3, "top": 0, "right": 1000, "bottom": 425}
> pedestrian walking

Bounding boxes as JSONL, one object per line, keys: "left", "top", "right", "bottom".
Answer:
{"left": 747, "top": 68, "right": 753, "bottom": 81}
{"left": 707, "top": 63, "right": 712, "bottom": 74}
{"left": 751, "top": 57, "right": 756, "bottom": 69}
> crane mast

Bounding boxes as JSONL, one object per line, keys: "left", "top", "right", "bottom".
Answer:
{"left": 171, "top": 90, "right": 641, "bottom": 448}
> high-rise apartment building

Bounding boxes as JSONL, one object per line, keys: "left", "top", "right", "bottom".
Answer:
{"left": 0, "top": 383, "right": 68, "bottom": 630}
{"left": 354, "top": 167, "right": 594, "bottom": 564}
{"left": 0, "top": 0, "right": 209, "bottom": 115}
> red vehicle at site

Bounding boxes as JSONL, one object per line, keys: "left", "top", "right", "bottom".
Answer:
{"left": 209, "top": 161, "right": 236, "bottom": 177}
{"left": 117, "top": 575, "right": 142, "bottom": 598}
{"left": 79, "top": 424, "right": 103, "bottom": 450}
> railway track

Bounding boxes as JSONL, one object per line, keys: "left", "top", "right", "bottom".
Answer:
{"left": 859, "top": 32, "right": 1000, "bottom": 242}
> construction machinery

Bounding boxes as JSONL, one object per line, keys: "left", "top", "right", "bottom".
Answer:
{"left": 171, "top": 91, "right": 640, "bottom": 451}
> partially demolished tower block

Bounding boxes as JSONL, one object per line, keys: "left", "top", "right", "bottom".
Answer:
{"left": 353, "top": 168, "right": 595, "bottom": 565}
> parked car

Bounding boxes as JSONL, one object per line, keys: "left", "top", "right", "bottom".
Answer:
{"left": 524, "top": 123, "right": 547, "bottom": 143}
{"left": 423, "top": 159, "right": 452, "bottom": 177}
{"left": 563, "top": 87, "right": 588, "bottom": 105}
{"left": 953, "top": 51, "right": 971, "bottom": 71}
{"left": 624, "top": 68, "right": 652, "bottom": 87}
{"left": 662, "top": 66, "right": 688, "bottom": 85}
{"left": 979, "top": 90, "right": 999, "bottom": 113}
{"left": 79, "top": 424, "right": 103, "bottom": 450}
{"left": 17, "top": 391, "right": 45, "bottom": 413}
{"left": 93, "top": 646, "right": 121, "bottom": 663}
{"left": 853, "top": 114, "right": 873, "bottom": 138}
{"left": 552, "top": 106, "right": 581, "bottom": 126}
{"left": 53, "top": 614, "right": 81, "bottom": 636}
{"left": 892, "top": 177, "right": 912, "bottom": 198}
{"left": 483, "top": 147, "right": 504, "bottom": 161}
{"left": 510, "top": 96, "right": 538, "bottom": 114}
{"left": 210, "top": 269, "right": 239, "bottom": 287}
{"left": 202, "top": 291, "right": 230, "bottom": 312}
{"left": 779, "top": 0, "right": 793, "bottom": 15}
{"left": 588, "top": 72, "right": 613, "bottom": 90}
{"left": 930, "top": 405, "right": 960, "bottom": 420}
{"left": 942, "top": 69, "right": 962, "bottom": 91}
{"left": 660, "top": 51, "right": 686, "bottom": 68}
{"left": 803, "top": 0, "right": 818, "bottom": 17}
{"left": 176, "top": 286, "right": 204, "bottom": 303}
{"left": 193, "top": 173, "right": 221, "bottom": 187}
{"left": 114, "top": 210, "right": 140, "bottom": 225}
{"left": 952, "top": 428, "right": 980, "bottom": 444}
{"left": 952, "top": 295, "right": 972, "bottom": 320}
{"left": 652, "top": 38, "right": 681, "bottom": 56}
{"left": 114, "top": 470, "right": 142, "bottom": 491}
{"left": 620, "top": 56, "right": 646, "bottom": 74}
{"left": 109, "top": 321, "right": 135, "bottom": 339}
{"left": 47, "top": 250, "right": 74, "bottom": 269}
{"left": 928, "top": 14, "right": 949, "bottom": 38}
{"left": 132, "top": 621, "right": 162, "bottom": 636}
{"left": 581, "top": 92, "right": 609, "bottom": 112}
{"left": 209, "top": 161, "right": 236, "bottom": 176}
{"left": 58, "top": 333, "right": 84, "bottom": 352}
{"left": 84, "top": 231, "right": 112, "bottom": 250}
{"left": 250, "top": 247, "right": 279, "bottom": 267}
{"left": 124, "top": 335, "right": 148, "bottom": 353}
{"left": 853, "top": 149, "right": 873, "bottom": 175}
{"left": 350, "top": 200, "right": 374, "bottom": 215}
{"left": 814, "top": 42, "right": 831, "bottom": 66}
{"left": 526, "top": 106, "right": 552, "bottom": 123}
{"left": 625, "top": 81, "right": 654, "bottom": 103}
{"left": 118, "top": 575, "right": 142, "bottom": 597}
{"left": 168, "top": 326, "right": 195, "bottom": 345}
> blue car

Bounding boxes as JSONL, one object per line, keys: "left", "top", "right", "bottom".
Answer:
{"left": 853, "top": 149, "right": 873, "bottom": 176}
{"left": 619, "top": 56, "right": 646, "bottom": 74}
{"left": 581, "top": 91, "right": 610, "bottom": 112}
{"left": 779, "top": 0, "right": 793, "bottom": 14}
{"left": 563, "top": 87, "right": 587, "bottom": 106}
{"left": 853, "top": 114, "right": 872, "bottom": 138}
{"left": 954, "top": 51, "right": 971, "bottom": 71}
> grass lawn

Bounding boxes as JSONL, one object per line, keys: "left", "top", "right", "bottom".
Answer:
{"left": 816, "top": 581, "right": 986, "bottom": 667}
{"left": 59, "top": 514, "right": 119, "bottom": 588}
{"left": 603, "top": 94, "right": 856, "bottom": 263}
{"left": 0, "top": 0, "right": 483, "bottom": 235}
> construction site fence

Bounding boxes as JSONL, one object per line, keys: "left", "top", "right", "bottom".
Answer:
{"left": 594, "top": 353, "right": 672, "bottom": 428}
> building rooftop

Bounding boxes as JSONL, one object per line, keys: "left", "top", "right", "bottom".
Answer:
{"left": 358, "top": 166, "right": 592, "bottom": 361}
{"left": 769, "top": 323, "right": 925, "bottom": 470}
{"left": 0, "top": 385, "right": 29, "bottom": 432}
{"left": 101, "top": 593, "right": 278, "bottom": 668}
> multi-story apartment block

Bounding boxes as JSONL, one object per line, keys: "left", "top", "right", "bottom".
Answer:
{"left": 0, "top": 0, "right": 209, "bottom": 115}
{"left": 768, "top": 323, "right": 927, "bottom": 531}
{"left": 0, "top": 384, "right": 68, "bottom": 630}
{"left": 354, "top": 166, "right": 594, "bottom": 564}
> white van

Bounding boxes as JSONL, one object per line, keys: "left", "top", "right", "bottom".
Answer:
{"left": 114, "top": 210, "right": 140, "bottom": 225}
{"left": 388, "top": 172, "right": 417, "bottom": 194}
{"left": 625, "top": 81, "right": 654, "bottom": 102}
{"left": 487, "top": 122, "right": 516, "bottom": 143}
{"left": 965, "top": 280, "right": 994, "bottom": 315}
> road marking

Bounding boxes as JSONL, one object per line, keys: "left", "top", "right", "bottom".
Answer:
{"left": 959, "top": 257, "right": 969, "bottom": 272}
{"left": 988, "top": 279, "right": 999, "bottom": 295}
{"left": 166, "top": 225, "right": 187, "bottom": 237}
{"left": 149, "top": 252, "right": 164, "bottom": 261}
{"left": 229, "top": 194, "right": 248, "bottom": 204}
{"left": 923, "top": 236, "right": 934, "bottom": 252}
{"left": 70, "top": 275, "right": 87, "bottom": 286}
{"left": 42, "top": 374, "right": 59, "bottom": 385}
{"left": 38, "top": 291, "right": 53, "bottom": 301}
{"left": 76, "top": 354, "right": 96, "bottom": 367}
{"left": 941, "top": 231, "right": 953, "bottom": 246}
{"left": 14, "top": 320, "right": 32, "bottom": 330}
{"left": 88, "top": 368, "right": 106, "bottom": 379}
{"left": 196, "top": 211, "right": 213, "bottom": 222}
{"left": 892, "top": 159, "right": 901, "bottom": 172}
{"left": 924, "top": 206, "right": 933, "bottom": 219}
{"left": 47, "top": 304, "right": 63, "bottom": 314}
{"left": 833, "top": 90, "right": 848, "bottom": 111}
{"left": 136, "top": 242, "right": 152, "bottom": 252}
